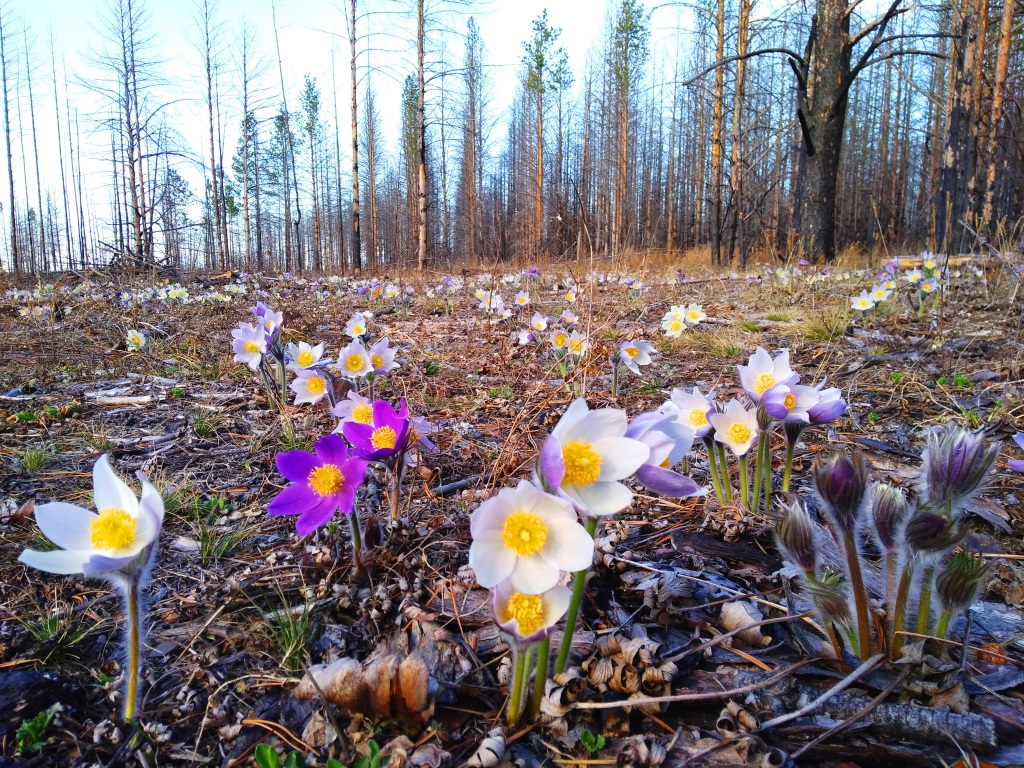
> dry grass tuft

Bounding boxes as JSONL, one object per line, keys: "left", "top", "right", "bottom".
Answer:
{"left": 797, "top": 305, "right": 851, "bottom": 342}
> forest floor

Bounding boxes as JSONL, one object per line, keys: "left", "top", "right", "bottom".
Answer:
{"left": 0, "top": 259, "right": 1023, "bottom": 768}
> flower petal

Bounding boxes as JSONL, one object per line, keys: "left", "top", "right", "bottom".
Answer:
{"left": 34, "top": 502, "right": 96, "bottom": 551}
{"left": 593, "top": 437, "right": 649, "bottom": 480}
{"left": 567, "top": 480, "right": 634, "bottom": 517}
{"left": 19, "top": 548, "right": 91, "bottom": 575}
{"left": 551, "top": 399, "right": 589, "bottom": 442}
{"left": 313, "top": 434, "right": 350, "bottom": 468}
{"left": 469, "top": 531, "right": 516, "bottom": 588}
{"left": 541, "top": 516, "right": 595, "bottom": 572}
{"left": 268, "top": 483, "right": 318, "bottom": 517}
{"left": 569, "top": 409, "right": 628, "bottom": 445}
{"left": 509, "top": 555, "right": 560, "bottom": 594}
{"left": 295, "top": 499, "right": 339, "bottom": 536}
{"left": 538, "top": 435, "right": 565, "bottom": 490}
{"left": 276, "top": 450, "right": 319, "bottom": 483}
{"left": 93, "top": 454, "right": 139, "bottom": 516}
{"left": 636, "top": 465, "right": 705, "bottom": 497}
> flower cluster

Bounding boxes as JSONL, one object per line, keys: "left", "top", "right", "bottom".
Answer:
{"left": 660, "top": 303, "right": 706, "bottom": 337}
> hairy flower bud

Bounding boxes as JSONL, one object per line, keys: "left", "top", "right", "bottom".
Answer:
{"left": 812, "top": 450, "right": 869, "bottom": 535}
{"left": 807, "top": 569, "right": 851, "bottom": 627}
{"left": 936, "top": 551, "right": 989, "bottom": 614}
{"left": 920, "top": 424, "right": 999, "bottom": 514}
{"left": 903, "top": 508, "right": 969, "bottom": 556}
{"left": 870, "top": 482, "right": 909, "bottom": 554}
{"left": 775, "top": 500, "right": 818, "bottom": 574}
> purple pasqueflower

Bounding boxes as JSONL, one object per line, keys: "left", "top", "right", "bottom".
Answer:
{"left": 807, "top": 385, "right": 847, "bottom": 424}
{"left": 343, "top": 399, "right": 411, "bottom": 461}
{"left": 368, "top": 336, "right": 399, "bottom": 374}
{"left": 762, "top": 383, "right": 821, "bottom": 423}
{"left": 625, "top": 413, "right": 702, "bottom": 498}
{"left": 268, "top": 435, "right": 368, "bottom": 536}
{"left": 253, "top": 301, "right": 283, "bottom": 337}
{"left": 1009, "top": 433, "right": 1024, "bottom": 473}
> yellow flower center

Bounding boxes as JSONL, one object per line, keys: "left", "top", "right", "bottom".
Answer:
{"left": 670, "top": 320, "right": 683, "bottom": 332}
{"left": 265, "top": 319, "right": 274, "bottom": 331}
{"left": 370, "top": 425, "right": 398, "bottom": 450}
{"left": 297, "top": 350, "right": 314, "bottom": 367}
{"left": 501, "top": 511, "right": 548, "bottom": 556}
{"left": 352, "top": 404, "right": 374, "bottom": 424}
{"left": 345, "top": 353, "right": 365, "bottom": 372}
{"left": 562, "top": 439, "right": 603, "bottom": 487}
{"left": 371, "top": 353, "right": 385, "bottom": 369}
{"left": 569, "top": 339, "right": 584, "bottom": 354}
{"left": 688, "top": 311, "right": 700, "bottom": 321}
{"left": 308, "top": 464, "right": 344, "bottom": 496}
{"left": 353, "top": 324, "right": 365, "bottom": 335}
{"left": 244, "top": 340, "right": 261, "bottom": 354}
{"left": 689, "top": 408, "right": 708, "bottom": 428}
{"left": 728, "top": 422, "right": 751, "bottom": 445}
{"left": 554, "top": 333, "right": 568, "bottom": 347}
{"left": 624, "top": 346, "right": 638, "bottom": 358}
{"left": 90, "top": 507, "right": 137, "bottom": 550}
{"left": 505, "top": 592, "right": 545, "bottom": 636}
{"left": 306, "top": 376, "right": 326, "bottom": 394}
{"left": 753, "top": 373, "right": 776, "bottom": 395}
{"left": 784, "top": 393, "right": 796, "bottom": 409}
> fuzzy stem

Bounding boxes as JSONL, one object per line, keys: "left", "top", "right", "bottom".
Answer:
{"left": 935, "top": 609, "right": 954, "bottom": 639}
{"left": 915, "top": 564, "right": 935, "bottom": 637}
{"left": 891, "top": 559, "right": 915, "bottom": 656}
{"left": 348, "top": 511, "right": 364, "bottom": 576}
{"left": 704, "top": 437, "right": 725, "bottom": 507}
{"left": 554, "top": 515, "right": 599, "bottom": 675}
{"left": 783, "top": 434, "right": 796, "bottom": 492}
{"left": 278, "top": 360, "right": 288, "bottom": 410}
{"left": 763, "top": 430, "right": 773, "bottom": 509}
{"left": 389, "top": 457, "right": 405, "bottom": 521}
{"left": 751, "top": 432, "right": 765, "bottom": 514}
{"left": 529, "top": 637, "right": 551, "bottom": 720}
{"left": 611, "top": 362, "right": 619, "bottom": 397}
{"left": 717, "top": 443, "right": 732, "bottom": 504}
{"left": 842, "top": 534, "right": 873, "bottom": 660}
{"left": 124, "top": 576, "right": 142, "bottom": 723}
{"left": 739, "top": 452, "right": 750, "bottom": 510}
{"left": 884, "top": 552, "right": 897, "bottom": 638}
{"left": 507, "top": 646, "right": 527, "bottom": 726}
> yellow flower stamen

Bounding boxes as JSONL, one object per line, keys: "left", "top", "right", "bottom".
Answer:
{"left": 670, "top": 320, "right": 683, "bottom": 332}
{"left": 623, "top": 346, "right": 638, "bottom": 358}
{"left": 784, "top": 393, "right": 796, "bottom": 409}
{"left": 501, "top": 511, "right": 548, "bottom": 556}
{"left": 90, "top": 507, "right": 137, "bottom": 550}
{"left": 728, "top": 422, "right": 751, "bottom": 445}
{"left": 689, "top": 408, "right": 708, "bottom": 428}
{"left": 753, "top": 373, "right": 776, "bottom": 395}
{"left": 554, "top": 333, "right": 568, "bottom": 348}
{"left": 352, "top": 404, "right": 374, "bottom": 424}
{"left": 306, "top": 376, "right": 326, "bottom": 394}
{"left": 505, "top": 592, "right": 545, "bottom": 636}
{"left": 308, "top": 464, "right": 344, "bottom": 496}
{"left": 345, "top": 354, "right": 365, "bottom": 372}
{"left": 371, "top": 354, "right": 384, "bottom": 369}
{"left": 370, "top": 426, "right": 397, "bottom": 450}
{"left": 297, "top": 350, "right": 314, "bottom": 367}
{"left": 562, "top": 439, "right": 603, "bottom": 487}
{"left": 244, "top": 340, "right": 261, "bottom": 354}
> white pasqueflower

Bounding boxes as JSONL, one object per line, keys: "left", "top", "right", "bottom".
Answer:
{"left": 561, "top": 309, "right": 579, "bottom": 325}
{"left": 491, "top": 581, "right": 572, "bottom": 644}
{"left": 19, "top": 454, "right": 164, "bottom": 577}
{"left": 870, "top": 285, "right": 891, "bottom": 303}
{"left": 708, "top": 399, "right": 759, "bottom": 456}
{"left": 126, "top": 329, "right": 147, "bottom": 352}
{"left": 517, "top": 330, "right": 534, "bottom": 345}
{"left": 286, "top": 341, "right": 326, "bottom": 371}
{"left": 851, "top": 291, "right": 874, "bottom": 312}
{"left": 331, "top": 391, "right": 374, "bottom": 431}
{"left": 737, "top": 346, "right": 799, "bottom": 402}
{"left": 661, "top": 305, "right": 687, "bottom": 337}
{"left": 337, "top": 340, "right": 373, "bottom": 380}
{"left": 231, "top": 322, "right": 266, "bottom": 371}
{"left": 345, "top": 312, "right": 368, "bottom": 338}
{"left": 469, "top": 480, "right": 594, "bottom": 594}
{"left": 515, "top": 291, "right": 530, "bottom": 308}
{"left": 564, "top": 288, "right": 577, "bottom": 303}
{"left": 684, "top": 303, "right": 707, "bottom": 324}
{"left": 618, "top": 340, "right": 656, "bottom": 374}
{"left": 549, "top": 329, "right": 570, "bottom": 352}
{"left": 920, "top": 277, "right": 940, "bottom": 294}
{"left": 904, "top": 268, "right": 922, "bottom": 284}
{"left": 567, "top": 330, "right": 588, "bottom": 357}
{"left": 368, "top": 337, "right": 399, "bottom": 374}
{"left": 537, "top": 399, "right": 650, "bottom": 516}
{"left": 531, "top": 312, "right": 549, "bottom": 332}
{"left": 290, "top": 368, "right": 330, "bottom": 405}
{"left": 662, "top": 386, "right": 716, "bottom": 438}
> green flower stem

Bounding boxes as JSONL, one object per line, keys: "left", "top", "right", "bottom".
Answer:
{"left": 738, "top": 452, "right": 749, "bottom": 510}
{"left": 704, "top": 437, "right": 725, "bottom": 507}
{"left": 507, "top": 646, "right": 527, "bottom": 726}
{"left": 278, "top": 360, "right": 288, "bottom": 410}
{"left": 529, "top": 637, "right": 550, "bottom": 720}
{"left": 348, "top": 510, "right": 364, "bottom": 576}
{"left": 124, "top": 576, "right": 141, "bottom": 723}
{"left": 842, "top": 535, "right": 873, "bottom": 660}
{"left": 763, "top": 433, "right": 773, "bottom": 510}
{"left": 611, "top": 362, "right": 619, "bottom": 397}
{"left": 751, "top": 433, "right": 765, "bottom": 513}
{"left": 389, "top": 458, "right": 405, "bottom": 521}
{"left": 554, "top": 516, "right": 599, "bottom": 675}
{"left": 782, "top": 437, "right": 796, "bottom": 492}
{"left": 891, "top": 559, "right": 915, "bottom": 656}
{"left": 717, "top": 443, "right": 732, "bottom": 504}
{"left": 935, "top": 609, "right": 954, "bottom": 640}
{"left": 915, "top": 564, "right": 935, "bottom": 637}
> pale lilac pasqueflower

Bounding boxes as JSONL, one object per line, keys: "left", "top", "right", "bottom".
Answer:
{"left": 19, "top": 454, "right": 164, "bottom": 577}
{"left": 537, "top": 399, "right": 650, "bottom": 516}
{"left": 762, "top": 383, "right": 821, "bottom": 423}
{"left": 1009, "top": 433, "right": 1024, "bottom": 473}
{"left": 618, "top": 340, "right": 655, "bottom": 375}
{"left": 368, "top": 337, "right": 399, "bottom": 374}
{"left": 708, "top": 399, "right": 759, "bottom": 456}
{"left": 549, "top": 329, "right": 570, "bottom": 352}
{"left": 626, "top": 413, "right": 702, "bottom": 497}
{"left": 268, "top": 435, "right": 369, "bottom": 535}
{"left": 344, "top": 312, "right": 369, "bottom": 338}
{"left": 253, "top": 302, "right": 283, "bottom": 339}
{"left": 232, "top": 322, "right": 267, "bottom": 371}
{"left": 491, "top": 581, "right": 572, "bottom": 644}
{"left": 515, "top": 291, "right": 530, "bottom": 308}
{"left": 561, "top": 309, "right": 578, "bottom": 325}
{"left": 338, "top": 339, "right": 373, "bottom": 380}
{"left": 684, "top": 303, "right": 707, "bottom": 324}
{"left": 517, "top": 330, "right": 534, "bottom": 345}
{"left": 737, "top": 347, "right": 799, "bottom": 402}
{"left": 807, "top": 384, "right": 847, "bottom": 424}
{"left": 469, "top": 480, "right": 594, "bottom": 593}
{"left": 531, "top": 312, "right": 549, "bottom": 333}
{"left": 290, "top": 368, "right": 331, "bottom": 405}
{"left": 662, "top": 387, "right": 716, "bottom": 438}
{"left": 331, "top": 391, "right": 374, "bottom": 431}
{"left": 286, "top": 341, "right": 326, "bottom": 371}
{"left": 343, "top": 399, "right": 410, "bottom": 461}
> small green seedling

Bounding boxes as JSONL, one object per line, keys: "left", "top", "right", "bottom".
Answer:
{"left": 351, "top": 740, "right": 389, "bottom": 768}
{"left": 253, "top": 743, "right": 304, "bottom": 768}
{"left": 889, "top": 371, "right": 903, "bottom": 384}
{"left": 16, "top": 709, "right": 53, "bottom": 755}
{"left": 579, "top": 729, "right": 605, "bottom": 755}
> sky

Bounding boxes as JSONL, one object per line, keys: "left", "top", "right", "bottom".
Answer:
{"left": 7, "top": 0, "right": 644, "bottom": 234}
